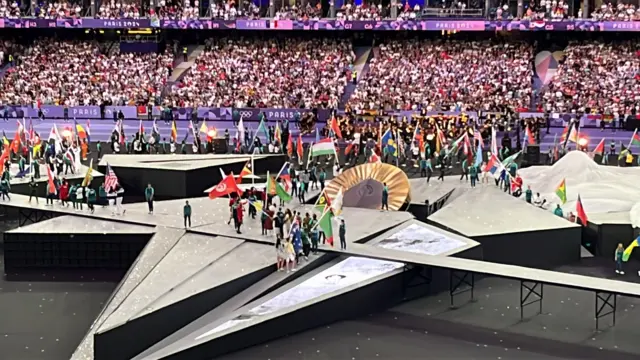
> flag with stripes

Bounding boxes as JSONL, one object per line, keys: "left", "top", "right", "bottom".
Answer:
{"left": 104, "top": 163, "right": 119, "bottom": 191}
{"left": 473, "top": 129, "right": 483, "bottom": 147}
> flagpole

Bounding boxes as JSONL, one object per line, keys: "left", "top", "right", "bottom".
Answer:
{"left": 306, "top": 142, "right": 314, "bottom": 170}
{"left": 251, "top": 153, "right": 255, "bottom": 185}
{"left": 627, "top": 128, "right": 637, "bottom": 150}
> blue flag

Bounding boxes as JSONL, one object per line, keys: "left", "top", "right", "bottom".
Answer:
{"left": 15, "top": 165, "right": 30, "bottom": 178}
{"left": 381, "top": 129, "right": 397, "bottom": 157}
{"left": 474, "top": 141, "right": 483, "bottom": 168}
{"left": 315, "top": 128, "right": 320, "bottom": 143}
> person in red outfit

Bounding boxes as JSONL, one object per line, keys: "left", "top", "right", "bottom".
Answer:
{"left": 59, "top": 179, "right": 70, "bottom": 207}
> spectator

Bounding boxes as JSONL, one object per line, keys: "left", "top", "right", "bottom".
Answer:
{"left": 348, "top": 39, "right": 532, "bottom": 113}
{"left": 165, "top": 37, "right": 354, "bottom": 109}
{"left": 0, "top": 39, "right": 174, "bottom": 106}
{"left": 97, "top": 0, "right": 141, "bottom": 19}
{"left": 542, "top": 41, "right": 640, "bottom": 115}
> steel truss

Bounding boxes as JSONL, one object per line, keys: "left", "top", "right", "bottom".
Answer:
{"left": 595, "top": 291, "right": 616, "bottom": 330}
{"left": 449, "top": 270, "right": 475, "bottom": 308}
{"left": 18, "top": 207, "right": 55, "bottom": 226}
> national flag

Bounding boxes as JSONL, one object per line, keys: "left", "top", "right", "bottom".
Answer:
{"left": 525, "top": 125, "right": 535, "bottom": 145}
{"left": 623, "top": 238, "right": 639, "bottom": 262}
{"left": 555, "top": 179, "right": 567, "bottom": 204}
{"left": 311, "top": 138, "right": 336, "bottom": 157}
{"left": 380, "top": 129, "right": 397, "bottom": 157}
{"left": 170, "top": 119, "right": 178, "bottom": 142}
{"left": 592, "top": 138, "right": 605, "bottom": 155}
{"left": 331, "top": 187, "right": 344, "bottom": 216}
{"left": 199, "top": 120, "right": 208, "bottom": 135}
{"left": 64, "top": 148, "right": 75, "bottom": 172}
{"left": 562, "top": 123, "right": 578, "bottom": 145}
{"left": 369, "top": 152, "right": 381, "bottom": 163}
{"left": 237, "top": 116, "right": 245, "bottom": 144}
{"left": 435, "top": 124, "right": 447, "bottom": 153}
{"left": 412, "top": 125, "right": 424, "bottom": 151}
{"left": 104, "top": 163, "right": 119, "bottom": 191}
{"left": 287, "top": 133, "right": 293, "bottom": 157}
{"left": 75, "top": 120, "right": 87, "bottom": 140}
{"left": 314, "top": 188, "right": 332, "bottom": 213}
{"left": 139, "top": 119, "right": 145, "bottom": 135}
{"left": 631, "top": 129, "right": 640, "bottom": 148}
{"left": 330, "top": 115, "right": 342, "bottom": 139}
{"left": 250, "top": 200, "right": 264, "bottom": 215}
{"left": 473, "top": 141, "right": 483, "bottom": 168}
{"left": 239, "top": 160, "right": 252, "bottom": 179}
{"left": 257, "top": 117, "right": 269, "bottom": 141}
{"left": 501, "top": 151, "right": 522, "bottom": 167}
{"left": 86, "top": 120, "right": 91, "bottom": 142}
{"left": 315, "top": 127, "right": 320, "bottom": 143}
{"left": 274, "top": 121, "right": 282, "bottom": 143}
{"left": 46, "top": 166, "right": 56, "bottom": 194}
{"left": 296, "top": 134, "right": 304, "bottom": 161}
{"left": 344, "top": 140, "right": 355, "bottom": 156}
{"left": 28, "top": 119, "right": 35, "bottom": 145}
{"left": 576, "top": 195, "right": 588, "bottom": 226}
{"left": 275, "top": 180, "right": 292, "bottom": 202}
{"left": 82, "top": 159, "right": 93, "bottom": 187}
{"left": 447, "top": 133, "right": 465, "bottom": 156}
{"left": 490, "top": 126, "right": 498, "bottom": 155}
{"left": 152, "top": 119, "right": 160, "bottom": 137}
{"left": 473, "top": 129, "right": 483, "bottom": 147}
{"left": 276, "top": 162, "right": 292, "bottom": 189}
{"left": 1, "top": 131, "right": 9, "bottom": 149}
{"left": 483, "top": 153, "right": 502, "bottom": 178}
{"left": 265, "top": 172, "right": 277, "bottom": 196}
{"left": 318, "top": 207, "right": 335, "bottom": 247}
{"left": 208, "top": 173, "right": 242, "bottom": 199}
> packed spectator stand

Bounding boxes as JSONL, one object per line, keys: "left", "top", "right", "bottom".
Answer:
{"left": 0, "top": 39, "right": 173, "bottom": 107}
{"left": 347, "top": 39, "right": 533, "bottom": 113}
{"left": 164, "top": 37, "right": 354, "bottom": 109}
{"left": 541, "top": 40, "right": 640, "bottom": 116}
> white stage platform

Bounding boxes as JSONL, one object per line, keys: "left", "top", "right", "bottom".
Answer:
{"left": 429, "top": 186, "right": 580, "bottom": 237}
{"left": 7, "top": 215, "right": 154, "bottom": 234}
{"left": 408, "top": 176, "right": 471, "bottom": 205}
{"left": 98, "top": 154, "right": 271, "bottom": 171}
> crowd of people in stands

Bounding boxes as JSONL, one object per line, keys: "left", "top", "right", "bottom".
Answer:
{"left": 96, "top": 0, "right": 141, "bottom": 19}
{"left": 0, "top": 0, "right": 21, "bottom": 18}
{"left": 348, "top": 40, "right": 532, "bottom": 113}
{"left": 0, "top": 39, "right": 173, "bottom": 106}
{"left": 541, "top": 41, "right": 640, "bottom": 115}
{"left": 337, "top": 3, "right": 389, "bottom": 20}
{"left": 164, "top": 38, "right": 353, "bottom": 109}
{"left": 275, "top": 4, "right": 322, "bottom": 20}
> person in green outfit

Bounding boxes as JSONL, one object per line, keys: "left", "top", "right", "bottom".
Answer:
{"left": 86, "top": 186, "right": 96, "bottom": 213}
{"left": 339, "top": 219, "right": 346, "bottom": 250}
{"left": 525, "top": 185, "right": 533, "bottom": 203}
{"left": 98, "top": 182, "right": 108, "bottom": 207}
{"left": 28, "top": 176, "right": 38, "bottom": 204}
{"left": 183, "top": 200, "right": 192, "bottom": 228}
{"left": 554, "top": 204, "right": 564, "bottom": 218}
{"left": 459, "top": 158, "right": 468, "bottom": 181}
{"left": 145, "top": 183, "right": 155, "bottom": 214}
{"left": 318, "top": 168, "right": 326, "bottom": 191}
{"left": 381, "top": 182, "right": 389, "bottom": 211}
{"left": 31, "top": 156, "right": 40, "bottom": 179}
{"left": 69, "top": 183, "right": 78, "bottom": 209}
{"left": 309, "top": 213, "right": 319, "bottom": 254}
{"left": 96, "top": 141, "right": 102, "bottom": 160}
{"left": 0, "top": 177, "right": 10, "bottom": 201}
{"left": 469, "top": 164, "right": 478, "bottom": 188}
{"left": 18, "top": 154, "right": 25, "bottom": 174}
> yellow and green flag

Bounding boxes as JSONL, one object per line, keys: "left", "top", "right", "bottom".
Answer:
{"left": 275, "top": 181, "right": 292, "bottom": 202}
{"left": 82, "top": 159, "right": 93, "bottom": 187}
{"left": 623, "top": 238, "right": 639, "bottom": 262}
{"left": 555, "top": 178, "right": 566, "bottom": 204}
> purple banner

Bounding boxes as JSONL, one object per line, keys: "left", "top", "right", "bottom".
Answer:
{"left": 197, "top": 107, "right": 232, "bottom": 120}
{"left": 0, "top": 18, "right": 631, "bottom": 31}
{"left": 106, "top": 106, "right": 137, "bottom": 119}
{"left": 234, "top": 108, "right": 331, "bottom": 122}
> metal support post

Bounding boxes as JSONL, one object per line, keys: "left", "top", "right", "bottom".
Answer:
{"left": 595, "top": 291, "right": 616, "bottom": 330}
{"left": 520, "top": 281, "right": 543, "bottom": 319}
{"left": 449, "top": 270, "right": 475, "bottom": 309}
{"left": 402, "top": 265, "right": 432, "bottom": 299}
{"left": 18, "top": 208, "right": 54, "bottom": 227}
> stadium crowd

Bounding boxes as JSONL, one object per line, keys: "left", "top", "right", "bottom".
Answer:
{"left": 541, "top": 40, "right": 640, "bottom": 115}
{"left": 0, "top": 39, "right": 174, "bottom": 106}
{"left": 348, "top": 40, "right": 533, "bottom": 113}
{"left": 164, "top": 38, "right": 354, "bottom": 109}
{"left": 96, "top": 0, "right": 141, "bottom": 19}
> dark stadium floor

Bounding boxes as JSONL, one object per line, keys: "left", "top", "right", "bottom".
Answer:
{"left": 221, "top": 318, "right": 572, "bottom": 360}
{"left": 0, "top": 247, "right": 116, "bottom": 360}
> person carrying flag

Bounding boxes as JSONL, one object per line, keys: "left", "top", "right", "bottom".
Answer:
{"left": 28, "top": 177, "right": 38, "bottom": 204}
